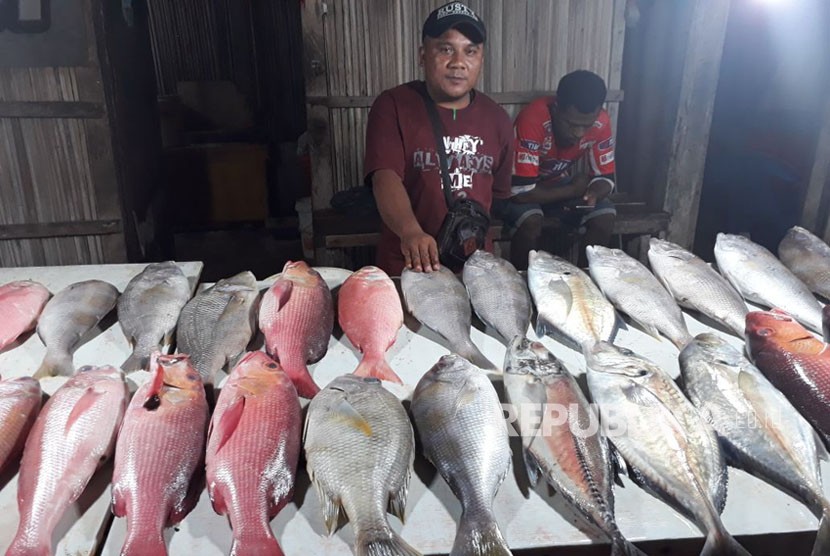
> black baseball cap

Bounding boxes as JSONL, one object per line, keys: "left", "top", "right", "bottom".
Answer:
{"left": 422, "top": 2, "right": 486, "bottom": 44}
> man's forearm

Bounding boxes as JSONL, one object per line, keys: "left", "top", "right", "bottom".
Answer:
{"left": 371, "top": 169, "right": 423, "bottom": 238}
{"left": 513, "top": 174, "right": 588, "bottom": 204}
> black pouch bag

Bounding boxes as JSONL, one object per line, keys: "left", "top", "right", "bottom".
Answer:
{"left": 419, "top": 85, "right": 490, "bottom": 269}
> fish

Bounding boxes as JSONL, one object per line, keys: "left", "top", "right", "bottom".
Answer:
{"left": 587, "top": 245, "right": 692, "bottom": 349}
{"left": 824, "top": 305, "right": 830, "bottom": 343}
{"left": 647, "top": 238, "right": 748, "bottom": 336}
{"left": 745, "top": 309, "right": 830, "bottom": 443}
{"left": 584, "top": 342, "right": 751, "bottom": 556}
{"left": 33, "top": 279, "right": 119, "bottom": 378}
{"left": 0, "top": 280, "right": 50, "bottom": 351}
{"left": 111, "top": 353, "right": 209, "bottom": 556}
{"left": 527, "top": 249, "right": 618, "bottom": 350}
{"left": 714, "top": 233, "right": 823, "bottom": 333}
{"left": 401, "top": 266, "right": 497, "bottom": 371}
{"left": 0, "top": 377, "right": 41, "bottom": 474}
{"left": 411, "top": 354, "right": 512, "bottom": 556}
{"left": 7, "top": 366, "right": 128, "bottom": 556}
{"left": 337, "top": 265, "right": 404, "bottom": 383}
{"left": 259, "top": 261, "right": 334, "bottom": 398}
{"left": 503, "top": 338, "right": 645, "bottom": 556}
{"left": 118, "top": 261, "right": 192, "bottom": 372}
{"left": 778, "top": 226, "right": 830, "bottom": 300}
{"left": 206, "top": 351, "right": 301, "bottom": 555}
{"left": 681, "top": 333, "right": 830, "bottom": 556}
{"left": 176, "top": 271, "right": 259, "bottom": 385}
{"left": 304, "top": 375, "right": 420, "bottom": 556}
{"left": 462, "top": 250, "right": 532, "bottom": 345}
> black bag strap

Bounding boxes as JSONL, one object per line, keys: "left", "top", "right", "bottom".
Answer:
{"left": 417, "top": 83, "right": 455, "bottom": 209}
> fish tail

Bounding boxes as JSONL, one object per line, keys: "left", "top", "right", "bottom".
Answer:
{"left": 611, "top": 535, "right": 647, "bottom": 556}
{"left": 282, "top": 361, "right": 320, "bottom": 399}
{"left": 230, "top": 532, "right": 284, "bottom": 556}
{"left": 811, "top": 512, "right": 830, "bottom": 556}
{"left": 460, "top": 343, "right": 499, "bottom": 372}
{"left": 451, "top": 509, "right": 511, "bottom": 556}
{"left": 701, "top": 526, "right": 752, "bottom": 556}
{"left": 33, "top": 348, "right": 73, "bottom": 378}
{"left": 355, "top": 527, "right": 422, "bottom": 556}
{"left": 120, "top": 522, "right": 168, "bottom": 556}
{"left": 353, "top": 354, "right": 403, "bottom": 384}
{"left": 121, "top": 350, "right": 150, "bottom": 373}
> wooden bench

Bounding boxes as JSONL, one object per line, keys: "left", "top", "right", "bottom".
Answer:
{"left": 313, "top": 196, "right": 670, "bottom": 266}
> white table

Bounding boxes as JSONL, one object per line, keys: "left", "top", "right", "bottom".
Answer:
{"left": 101, "top": 267, "right": 827, "bottom": 555}
{"left": 0, "top": 262, "right": 203, "bottom": 556}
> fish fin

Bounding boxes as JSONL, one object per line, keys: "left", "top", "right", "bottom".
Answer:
{"left": 451, "top": 508, "right": 511, "bottom": 556}
{"left": 548, "top": 278, "right": 574, "bottom": 315}
{"left": 522, "top": 446, "right": 543, "bottom": 487}
{"left": 353, "top": 356, "right": 403, "bottom": 384}
{"left": 811, "top": 512, "right": 830, "bottom": 556}
{"left": 335, "top": 397, "right": 373, "bottom": 437}
{"left": 111, "top": 485, "right": 127, "bottom": 518}
{"left": 169, "top": 465, "right": 204, "bottom": 525}
{"left": 211, "top": 394, "right": 246, "bottom": 453}
{"left": 270, "top": 279, "right": 294, "bottom": 311}
{"left": 230, "top": 535, "right": 283, "bottom": 556}
{"left": 65, "top": 387, "right": 103, "bottom": 435}
{"left": 313, "top": 480, "right": 343, "bottom": 535}
{"left": 209, "top": 483, "right": 227, "bottom": 516}
{"left": 612, "top": 537, "right": 648, "bottom": 556}
{"left": 142, "top": 354, "right": 166, "bottom": 408}
{"left": 388, "top": 472, "right": 410, "bottom": 523}
{"left": 535, "top": 316, "right": 555, "bottom": 338}
{"left": 283, "top": 364, "right": 320, "bottom": 399}
{"left": 449, "top": 376, "right": 481, "bottom": 421}
{"left": 355, "top": 530, "right": 422, "bottom": 556}
{"left": 621, "top": 382, "right": 661, "bottom": 407}
{"left": 701, "top": 528, "right": 752, "bottom": 556}
{"left": 33, "top": 349, "right": 73, "bottom": 379}
{"left": 610, "top": 445, "right": 629, "bottom": 488}
{"left": 640, "top": 321, "right": 663, "bottom": 341}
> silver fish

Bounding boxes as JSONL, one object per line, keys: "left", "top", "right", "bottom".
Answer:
{"left": 176, "top": 271, "right": 259, "bottom": 384}
{"left": 648, "top": 238, "right": 747, "bottom": 336}
{"left": 504, "top": 338, "right": 644, "bottom": 556}
{"left": 585, "top": 342, "right": 751, "bottom": 556}
{"left": 528, "top": 250, "right": 617, "bottom": 350}
{"left": 587, "top": 245, "right": 692, "bottom": 349}
{"left": 680, "top": 333, "right": 830, "bottom": 556}
{"left": 778, "top": 226, "right": 830, "bottom": 301}
{"left": 714, "top": 233, "right": 823, "bottom": 333}
{"left": 462, "top": 250, "right": 532, "bottom": 345}
{"left": 34, "top": 279, "right": 119, "bottom": 378}
{"left": 401, "top": 267, "right": 496, "bottom": 371}
{"left": 411, "top": 354, "right": 512, "bottom": 556}
{"left": 118, "top": 262, "right": 192, "bottom": 372}
{"left": 304, "top": 375, "right": 420, "bottom": 556}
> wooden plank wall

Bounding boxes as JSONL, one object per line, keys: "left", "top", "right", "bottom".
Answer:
{"left": 302, "top": 0, "right": 626, "bottom": 211}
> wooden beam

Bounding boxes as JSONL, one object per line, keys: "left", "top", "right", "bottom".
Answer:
{"left": 306, "top": 89, "right": 625, "bottom": 108}
{"left": 803, "top": 95, "right": 830, "bottom": 235}
{"left": 0, "top": 101, "right": 105, "bottom": 119}
{"left": 662, "top": 0, "right": 731, "bottom": 249}
{"left": 0, "top": 220, "right": 123, "bottom": 240}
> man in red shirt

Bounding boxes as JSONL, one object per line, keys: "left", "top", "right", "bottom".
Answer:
{"left": 363, "top": 2, "right": 513, "bottom": 276}
{"left": 494, "top": 70, "right": 616, "bottom": 269}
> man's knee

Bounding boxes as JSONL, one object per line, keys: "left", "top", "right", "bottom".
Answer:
{"left": 515, "top": 213, "right": 544, "bottom": 240}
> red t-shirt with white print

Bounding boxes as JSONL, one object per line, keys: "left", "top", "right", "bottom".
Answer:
{"left": 364, "top": 80, "right": 513, "bottom": 276}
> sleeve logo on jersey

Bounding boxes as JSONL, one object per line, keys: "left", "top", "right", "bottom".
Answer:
{"left": 517, "top": 152, "right": 540, "bottom": 165}
{"left": 598, "top": 138, "right": 615, "bottom": 151}
{"left": 519, "top": 139, "right": 540, "bottom": 151}
{"left": 600, "top": 151, "right": 615, "bottom": 165}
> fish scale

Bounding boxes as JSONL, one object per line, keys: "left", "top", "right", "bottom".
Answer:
{"left": 778, "top": 226, "right": 830, "bottom": 300}
{"left": 112, "top": 353, "right": 209, "bottom": 556}
{"left": 304, "top": 375, "right": 419, "bottom": 556}
{"left": 206, "top": 351, "right": 301, "bottom": 555}
{"left": 259, "top": 261, "right": 334, "bottom": 399}
{"left": 7, "top": 366, "right": 128, "bottom": 556}
{"left": 647, "top": 238, "right": 748, "bottom": 336}
{"left": 176, "top": 271, "right": 259, "bottom": 385}
{"left": 0, "top": 377, "right": 41, "bottom": 474}
{"left": 411, "top": 354, "right": 512, "bottom": 556}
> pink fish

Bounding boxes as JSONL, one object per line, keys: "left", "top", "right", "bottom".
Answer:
{"left": 111, "top": 353, "right": 209, "bottom": 556}
{"left": 337, "top": 266, "right": 404, "bottom": 383}
{"left": 0, "top": 376, "right": 41, "bottom": 474}
{"left": 206, "top": 351, "right": 301, "bottom": 555}
{"left": 0, "top": 280, "right": 50, "bottom": 351}
{"left": 258, "top": 261, "right": 334, "bottom": 398}
{"left": 7, "top": 366, "right": 128, "bottom": 556}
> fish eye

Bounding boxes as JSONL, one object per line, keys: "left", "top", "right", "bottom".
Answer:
{"left": 757, "top": 328, "right": 773, "bottom": 337}
{"left": 187, "top": 373, "right": 199, "bottom": 381}
{"left": 267, "top": 363, "right": 278, "bottom": 369}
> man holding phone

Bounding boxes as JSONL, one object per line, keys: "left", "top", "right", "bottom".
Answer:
{"left": 494, "top": 70, "right": 617, "bottom": 269}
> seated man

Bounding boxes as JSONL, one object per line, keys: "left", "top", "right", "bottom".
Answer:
{"left": 494, "top": 70, "right": 616, "bottom": 269}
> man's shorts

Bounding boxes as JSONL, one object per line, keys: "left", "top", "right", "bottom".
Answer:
{"left": 492, "top": 196, "right": 616, "bottom": 235}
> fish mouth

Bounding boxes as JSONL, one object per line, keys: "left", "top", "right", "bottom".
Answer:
{"left": 505, "top": 337, "right": 563, "bottom": 377}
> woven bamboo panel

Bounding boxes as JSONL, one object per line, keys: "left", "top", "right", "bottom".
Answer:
{"left": 0, "top": 68, "right": 80, "bottom": 102}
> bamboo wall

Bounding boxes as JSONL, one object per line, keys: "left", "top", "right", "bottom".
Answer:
{"left": 303, "top": 0, "right": 626, "bottom": 209}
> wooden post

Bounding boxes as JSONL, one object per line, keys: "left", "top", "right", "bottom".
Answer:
{"left": 662, "top": 0, "right": 731, "bottom": 248}
{"left": 803, "top": 95, "right": 830, "bottom": 238}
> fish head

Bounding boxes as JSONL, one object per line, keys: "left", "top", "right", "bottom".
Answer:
{"left": 528, "top": 250, "right": 575, "bottom": 276}
{"left": 353, "top": 265, "right": 389, "bottom": 282}
{"left": 282, "top": 260, "right": 325, "bottom": 288}
{"left": 745, "top": 309, "right": 820, "bottom": 355}
{"left": 586, "top": 245, "right": 639, "bottom": 274}
{"left": 648, "top": 238, "right": 695, "bottom": 266}
{"left": 463, "top": 250, "right": 500, "bottom": 273}
{"left": 0, "top": 376, "right": 42, "bottom": 398}
{"left": 427, "top": 353, "right": 477, "bottom": 381}
{"left": 153, "top": 354, "right": 203, "bottom": 391}
{"left": 230, "top": 351, "right": 293, "bottom": 393}
{"left": 680, "top": 332, "right": 740, "bottom": 369}
{"left": 325, "top": 374, "right": 382, "bottom": 396}
{"left": 215, "top": 271, "right": 257, "bottom": 292}
{"left": 583, "top": 341, "right": 651, "bottom": 379}
{"left": 504, "top": 336, "right": 565, "bottom": 378}
{"left": 714, "top": 233, "right": 755, "bottom": 262}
